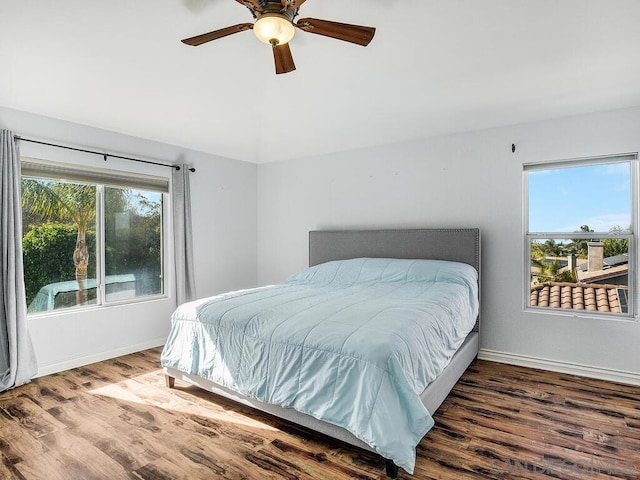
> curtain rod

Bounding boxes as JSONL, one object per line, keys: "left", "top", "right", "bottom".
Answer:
{"left": 15, "top": 136, "right": 196, "bottom": 172}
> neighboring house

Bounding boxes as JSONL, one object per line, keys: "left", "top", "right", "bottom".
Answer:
{"left": 575, "top": 242, "right": 629, "bottom": 285}
{"left": 531, "top": 242, "right": 629, "bottom": 314}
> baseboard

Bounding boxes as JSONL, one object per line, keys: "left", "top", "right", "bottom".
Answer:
{"left": 478, "top": 349, "right": 640, "bottom": 386}
{"left": 34, "top": 337, "right": 166, "bottom": 378}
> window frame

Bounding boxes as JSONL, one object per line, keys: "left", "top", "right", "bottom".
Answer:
{"left": 21, "top": 157, "right": 170, "bottom": 315}
{"left": 523, "top": 153, "right": 639, "bottom": 321}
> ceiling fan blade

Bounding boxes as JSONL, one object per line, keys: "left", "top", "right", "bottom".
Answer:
{"left": 181, "top": 23, "right": 253, "bottom": 46}
{"left": 281, "top": 0, "right": 307, "bottom": 9}
{"left": 235, "top": 0, "right": 261, "bottom": 9}
{"left": 295, "top": 18, "right": 375, "bottom": 46}
{"left": 273, "top": 43, "right": 296, "bottom": 74}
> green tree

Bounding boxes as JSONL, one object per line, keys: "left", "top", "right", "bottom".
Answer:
{"left": 104, "top": 188, "right": 162, "bottom": 295}
{"left": 543, "top": 239, "right": 563, "bottom": 256}
{"left": 22, "top": 224, "right": 96, "bottom": 305}
{"left": 530, "top": 248, "right": 577, "bottom": 285}
{"left": 22, "top": 179, "right": 96, "bottom": 305}
{"left": 569, "top": 225, "right": 595, "bottom": 258}
{"left": 603, "top": 225, "right": 630, "bottom": 258}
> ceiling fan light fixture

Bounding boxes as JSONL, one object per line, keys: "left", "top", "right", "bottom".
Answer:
{"left": 253, "top": 13, "right": 295, "bottom": 45}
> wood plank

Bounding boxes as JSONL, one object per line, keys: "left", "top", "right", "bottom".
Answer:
{"left": 46, "top": 395, "right": 160, "bottom": 472}
{"left": 14, "top": 429, "right": 133, "bottom": 480}
{"left": 0, "top": 394, "right": 67, "bottom": 439}
{"left": 265, "top": 438, "right": 379, "bottom": 480}
{"left": 0, "top": 451, "right": 27, "bottom": 480}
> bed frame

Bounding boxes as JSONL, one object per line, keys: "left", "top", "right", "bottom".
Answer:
{"left": 164, "top": 228, "right": 481, "bottom": 478}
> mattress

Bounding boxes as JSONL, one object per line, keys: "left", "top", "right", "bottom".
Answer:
{"left": 161, "top": 257, "right": 479, "bottom": 473}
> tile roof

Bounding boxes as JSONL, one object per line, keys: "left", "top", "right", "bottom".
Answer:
{"left": 530, "top": 282, "right": 626, "bottom": 313}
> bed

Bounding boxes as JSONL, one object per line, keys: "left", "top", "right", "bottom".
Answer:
{"left": 161, "top": 228, "right": 481, "bottom": 477}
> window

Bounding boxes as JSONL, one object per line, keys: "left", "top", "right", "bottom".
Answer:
{"left": 21, "top": 159, "right": 168, "bottom": 313}
{"left": 524, "top": 154, "right": 637, "bottom": 319}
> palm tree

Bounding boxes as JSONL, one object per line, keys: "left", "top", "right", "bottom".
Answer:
{"left": 570, "top": 225, "right": 595, "bottom": 258}
{"left": 531, "top": 256, "right": 561, "bottom": 284}
{"left": 530, "top": 250, "right": 577, "bottom": 284}
{"left": 22, "top": 179, "right": 96, "bottom": 305}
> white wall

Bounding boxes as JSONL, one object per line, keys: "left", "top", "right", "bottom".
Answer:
{"left": 0, "top": 107, "right": 257, "bottom": 375}
{"left": 257, "top": 106, "right": 640, "bottom": 381}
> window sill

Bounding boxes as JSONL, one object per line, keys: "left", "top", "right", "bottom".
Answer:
{"left": 523, "top": 306, "right": 638, "bottom": 323}
{"left": 27, "top": 294, "right": 170, "bottom": 318}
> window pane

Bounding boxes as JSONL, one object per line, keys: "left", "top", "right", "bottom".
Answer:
{"left": 526, "top": 157, "right": 635, "bottom": 318}
{"left": 22, "top": 179, "right": 97, "bottom": 312}
{"left": 104, "top": 187, "right": 163, "bottom": 302}
{"left": 528, "top": 163, "right": 631, "bottom": 233}
{"left": 529, "top": 238, "right": 629, "bottom": 314}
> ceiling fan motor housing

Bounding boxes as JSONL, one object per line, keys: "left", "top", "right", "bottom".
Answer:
{"left": 244, "top": 0, "right": 299, "bottom": 21}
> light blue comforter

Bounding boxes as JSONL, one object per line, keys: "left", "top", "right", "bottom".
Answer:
{"left": 161, "top": 258, "right": 479, "bottom": 473}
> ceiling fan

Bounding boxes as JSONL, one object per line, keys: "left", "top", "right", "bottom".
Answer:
{"left": 181, "top": 0, "right": 376, "bottom": 74}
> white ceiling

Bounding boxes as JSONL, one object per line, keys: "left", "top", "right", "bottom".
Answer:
{"left": 2, "top": 0, "right": 640, "bottom": 164}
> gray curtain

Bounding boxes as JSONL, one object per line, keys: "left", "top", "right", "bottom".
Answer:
{"left": 0, "top": 129, "right": 37, "bottom": 392}
{"left": 172, "top": 164, "right": 196, "bottom": 305}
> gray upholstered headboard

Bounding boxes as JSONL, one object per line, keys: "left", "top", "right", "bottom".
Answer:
{"left": 309, "top": 228, "right": 480, "bottom": 272}
{"left": 309, "top": 228, "right": 481, "bottom": 331}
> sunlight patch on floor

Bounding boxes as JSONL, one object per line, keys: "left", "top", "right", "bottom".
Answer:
{"left": 88, "top": 369, "right": 279, "bottom": 432}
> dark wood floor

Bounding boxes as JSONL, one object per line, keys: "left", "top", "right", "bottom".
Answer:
{"left": 1, "top": 348, "right": 639, "bottom": 480}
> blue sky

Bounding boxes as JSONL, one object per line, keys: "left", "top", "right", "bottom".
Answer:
{"left": 528, "top": 162, "right": 631, "bottom": 233}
